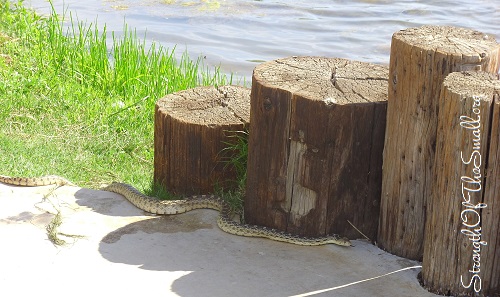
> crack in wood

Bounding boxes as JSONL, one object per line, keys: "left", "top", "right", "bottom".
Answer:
{"left": 330, "top": 67, "right": 344, "bottom": 95}
{"left": 215, "top": 86, "right": 247, "bottom": 123}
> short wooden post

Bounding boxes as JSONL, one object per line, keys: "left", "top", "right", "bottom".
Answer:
{"left": 245, "top": 56, "right": 388, "bottom": 239}
{"left": 154, "top": 85, "right": 250, "bottom": 195}
{"left": 378, "top": 25, "right": 500, "bottom": 260}
{"left": 421, "top": 71, "right": 500, "bottom": 297}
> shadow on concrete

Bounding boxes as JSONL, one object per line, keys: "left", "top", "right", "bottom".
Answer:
{"left": 74, "top": 187, "right": 153, "bottom": 217}
{"left": 0, "top": 183, "right": 436, "bottom": 297}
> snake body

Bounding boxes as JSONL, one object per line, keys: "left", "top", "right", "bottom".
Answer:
{"left": 0, "top": 175, "right": 351, "bottom": 247}
{"left": 0, "top": 175, "right": 75, "bottom": 187}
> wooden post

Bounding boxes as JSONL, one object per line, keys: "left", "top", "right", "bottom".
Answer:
{"left": 378, "top": 25, "right": 500, "bottom": 260}
{"left": 154, "top": 85, "right": 250, "bottom": 195}
{"left": 481, "top": 88, "right": 500, "bottom": 296}
{"left": 421, "top": 71, "right": 500, "bottom": 297}
{"left": 245, "top": 56, "right": 388, "bottom": 239}
{"left": 482, "top": 92, "right": 500, "bottom": 297}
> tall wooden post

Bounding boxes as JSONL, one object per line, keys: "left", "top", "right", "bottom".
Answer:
{"left": 245, "top": 56, "right": 388, "bottom": 239}
{"left": 421, "top": 71, "right": 500, "bottom": 297}
{"left": 378, "top": 25, "right": 500, "bottom": 260}
{"left": 481, "top": 93, "right": 500, "bottom": 296}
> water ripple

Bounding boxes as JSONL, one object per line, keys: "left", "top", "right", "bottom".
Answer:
{"left": 27, "top": 0, "right": 500, "bottom": 80}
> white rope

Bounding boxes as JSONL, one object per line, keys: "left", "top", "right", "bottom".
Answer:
{"left": 289, "top": 265, "right": 423, "bottom": 297}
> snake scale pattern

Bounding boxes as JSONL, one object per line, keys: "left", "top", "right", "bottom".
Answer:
{"left": 0, "top": 175, "right": 351, "bottom": 247}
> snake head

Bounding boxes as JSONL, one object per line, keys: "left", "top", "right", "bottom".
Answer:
{"left": 332, "top": 235, "right": 352, "bottom": 247}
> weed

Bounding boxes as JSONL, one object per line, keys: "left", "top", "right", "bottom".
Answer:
{"left": 0, "top": 0, "right": 231, "bottom": 196}
{"left": 216, "top": 129, "right": 249, "bottom": 218}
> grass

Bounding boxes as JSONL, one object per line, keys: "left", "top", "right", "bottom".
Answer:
{"left": 45, "top": 210, "right": 65, "bottom": 246}
{"left": 216, "top": 129, "right": 249, "bottom": 219}
{"left": 0, "top": 0, "right": 243, "bottom": 198}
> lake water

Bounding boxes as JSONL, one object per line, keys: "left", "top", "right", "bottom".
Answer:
{"left": 26, "top": 0, "right": 499, "bottom": 81}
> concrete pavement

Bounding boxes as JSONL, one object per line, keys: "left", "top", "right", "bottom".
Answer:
{"left": 0, "top": 182, "right": 440, "bottom": 297}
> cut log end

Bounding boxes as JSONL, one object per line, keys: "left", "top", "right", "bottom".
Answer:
{"left": 156, "top": 85, "right": 250, "bottom": 126}
{"left": 254, "top": 56, "right": 388, "bottom": 105}
{"left": 394, "top": 26, "right": 499, "bottom": 74}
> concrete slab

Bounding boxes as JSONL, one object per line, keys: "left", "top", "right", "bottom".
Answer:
{"left": 0, "top": 183, "right": 439, "bottom": 297}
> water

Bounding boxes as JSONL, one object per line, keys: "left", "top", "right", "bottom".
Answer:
{"left": 26, "top": 0, "right": 499, "bottom": 81}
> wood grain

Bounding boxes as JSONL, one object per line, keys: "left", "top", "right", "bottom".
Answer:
{"left": 154, "top": 85, "right": 250, "bottom": 195}
{"left": 421, "top": 71, "right": 500, "bottom": 297}
{"left": 378, "top": 25, "right": 500, "bottom": 260}
{"left": 245, "top": 56, "right": 388, "bottom": 239}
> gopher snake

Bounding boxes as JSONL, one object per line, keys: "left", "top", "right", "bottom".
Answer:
{"left": 0, "top": 175, "right": 351, "bottom": 247}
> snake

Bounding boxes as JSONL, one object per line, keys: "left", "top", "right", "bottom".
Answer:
{"left": 0, "top": 175, "right": 352, "bottom": 247}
